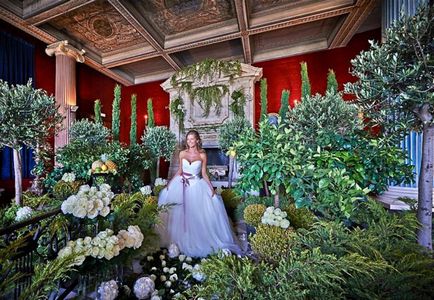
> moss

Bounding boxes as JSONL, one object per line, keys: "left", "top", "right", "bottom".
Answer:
{"left": 243, "top": 204, "right": 266, "bottom": 227}
{"left": 52, "top": 180, "right": 82, "bottom": 201}
{"left": 250, "top": 224, "right": 296, "bottom": 264}
{"left": 283, "top": 204, "right": 316, "bottom": 230}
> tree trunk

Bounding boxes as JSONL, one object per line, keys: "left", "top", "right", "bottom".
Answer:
{"left": 13, "top": 148, "right": 23, "bottom": 206}
{"left": 274, "top": 192, "right": 279, "bottom": 208}
{"left": 417, "top": 124, "right": 434, "bottom": 250}
{"left": 228, "top": 156, "right": 234, "bottom": 188}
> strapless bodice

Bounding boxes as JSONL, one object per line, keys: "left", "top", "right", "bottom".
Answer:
{"left": 182, "top": 158, "right": 202, "bottom": 176}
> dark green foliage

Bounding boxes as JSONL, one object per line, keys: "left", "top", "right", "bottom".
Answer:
{"left": 326, "top": 69, "right": 338, "bottom": 93}
{"left": 260, "top": 78, "right": 268, "bottom": 122}
{"left": 284, "top": 204, "right": 316, "bottom": 230}
{"left": 230, "top": 89, "right": 246, "bottom": 116}
{"left": 192, "top": 85, "right": 228, "bottom": 116}
{"left": 218, "top": 116, "right": 253, "bottom": 151}
{"left": 130, "top": 94, "right": 137, "bottom": 145}
{"left": 112, "top": 84, "right": 121, "bottom": 141}
{"left": 69, "top": 119, "right": 110, "bottom": 146}
{"left": 169, "top": 97, "right": 185, "bottom": 134}
{"left": 52, "top": 180, "right": 82, "bottom": 201}
{"left": 147, "top": 98, "right": 155, "bottom": 128}
{"left": 94, "top": 99, "right": 102, "bottom": 124}
{"left": 300, "top": 62, "right": 311, "bottom": 99}
{"left": 278, "top": 89, "right": 289, "bottom": 121}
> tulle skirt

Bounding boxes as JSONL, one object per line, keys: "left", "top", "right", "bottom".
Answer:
{"left": 156, "top": 175, "right": 241, "bottom": 257}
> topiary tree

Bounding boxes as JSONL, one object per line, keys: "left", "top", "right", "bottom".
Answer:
{"left": 300, "top": 62, "right": 311, "bottom": 99}
{"left": 130, "top": 94, "right": 137, "bottom": 145}
{"left": 147, "top": 98, "right": 155, "bottom": 128}
{"left": 94, "top": 99, "right": 102, "bottom": 124}
{"left": 326, "top": 69, "right": 338, "bottom": 94}
{"left": 218, "top": 116, "right": 254, "bottom": 187}
{"left": 112, "top": 84, "right": 121, "bottom": 141}
{"left": 278, "top": 89, "right": 290, "bottom": 121}
{"left": 69, "top": 119, "right": 110, "bottom": 146}
{"left": 141, "top": 126, "right": 176, "bottom": 182}
{"left": 0, "top": 79, "right": 63, "bottom": 205}
{"left": 345, "top": 5, "right": 434, "bottom": 249}
{"left": 259, "top": 78, "right": 268, "bottom": 122}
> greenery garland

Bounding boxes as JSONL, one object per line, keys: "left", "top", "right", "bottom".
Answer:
{"left": 169, "top": 97, "right": 185, "bottom": 134}
{"left": 170, "top": 58, "right": 242, "bottom": 117}
{"left": 230, "top": 89, "right": 246, "bottom": 116}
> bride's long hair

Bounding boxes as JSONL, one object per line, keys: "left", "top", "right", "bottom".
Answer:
{"left": 185, "top": 130, "right": 203, "bottom": 152}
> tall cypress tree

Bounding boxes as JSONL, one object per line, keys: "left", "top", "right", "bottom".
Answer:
{"left": 130, "top": 94, "right": 137, "bottom": 145}
{"left": 279, "top": 89, "right": 290, "bottom": 121}
{"left": 112, "top": 84, "right": 121, "bottom": 141}
{"left": 94, "top": 99, "right": 102, "bottom": 124}
{"left": 147, "top": 98, "right": 155, "bottom": 128}
{"left": 260, "top": 78, "right": 268, "bottom": 122}
{"left": 326, "top": 69, "right": 338, "bottom": 93}
{"left": 300, "top": 62, "right": 311, "bottom": 99}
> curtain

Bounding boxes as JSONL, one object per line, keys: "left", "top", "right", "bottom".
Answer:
{"left": 0, "top": 31, "right": 35, "bottom": 180}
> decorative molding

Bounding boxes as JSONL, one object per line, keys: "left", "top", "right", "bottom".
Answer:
{"left": 0, "top": 8, "right": 57, "bottom": 44}
{"left": 329, "top": 0, "right": 378, "bottom": 48}
{"left": 108, "top": 0, "right": 181, "bottom": 71}
{"left": 26, "top": 0, "right": 96, "bottom": 25}
{"left": 46, "top": 40, "right": 86, "bottom": 63}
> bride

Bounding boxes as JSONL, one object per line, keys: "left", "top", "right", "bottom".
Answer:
{"left": 157, "top": 130, "right": 241, "bottom": 257}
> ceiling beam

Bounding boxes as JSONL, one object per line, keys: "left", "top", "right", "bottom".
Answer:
{"left": 234, "top": 0, "right": 252, "bottom": 64}
{"left": 108, "top": 0, "right": 181, "bottom": 71}
{"left": 329, "top": 0, "right": 378, "bottom": 48}
{"left": 165, "top": 5, "right": 353, "bottom": 54}
{"left": 26, "top": 0, "right": 96, "bottom": 25}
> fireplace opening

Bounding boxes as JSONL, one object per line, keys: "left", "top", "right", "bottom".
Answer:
{"left": 203, "top": 148, "right": 229, "bottom": 181}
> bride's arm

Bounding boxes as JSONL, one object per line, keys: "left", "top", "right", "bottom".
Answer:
{"left": 200, "top": 152, "right": 215, "bottom": 196}
{"left": 166, "top": 151, "right": 183, "bottom": 190}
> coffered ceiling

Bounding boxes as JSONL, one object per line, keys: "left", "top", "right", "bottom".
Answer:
{"left": 0, "top": 0, "right": 380, "bottom": 86}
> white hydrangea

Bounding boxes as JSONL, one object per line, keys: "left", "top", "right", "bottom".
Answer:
{"left": 192, "top": 264, "right": 206, "bottom": 282}
{"left": 97, "top": 280, "right": 118, "bottom": 300}
{"left": 168, "top": 243, "right": 180, "bottom": 258}
{"left": 15, "top": 206, "right": 33, "bottom": 222}
{"left": 134, "top": 277, "right": 155, "bottom": 300}
{"left": 61, "top": 172, "right": 76, "bottom": 183}
{"left": 140, "top": 185, "right": 152, "bottom": 196}
{"left": 261, "top": 206, "right": 290, "bottom": 229}
{"left": 57, "top": 226, "right": 144, "bottom": 265}
{"left": 154, "top": 178, "right": 167, "bottom": 187}
{"left": 61, "top": 184, "right": 114, "bottom": 219}
{"left": 117, "top": 225, "right": 144, "bottom": 250}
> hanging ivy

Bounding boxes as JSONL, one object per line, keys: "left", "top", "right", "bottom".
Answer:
{"left": 171, "top": 59, "right": 242, "bottom": 117}
{"left": 169, "top": 97, "right": 186, "bottom": 134}
{"left": 230, "top": 89, "right": 246, "bottom": 116}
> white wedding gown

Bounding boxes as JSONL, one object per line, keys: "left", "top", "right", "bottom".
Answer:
{"left": 157, "top": 158, "right": 241, "bottom": 257}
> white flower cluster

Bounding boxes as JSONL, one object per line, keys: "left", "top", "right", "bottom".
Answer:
{"left": 61, "top": 172, "right": 76, "bottom": 183}
{"left": 61, "top": 184, "right": 114, "bottom": 219}
{"left": 168, "top": 243, "right": 180, "bottom": 258}
{"left": 154, "top": 178, "right": 167, "bottom": 186}
{"left": 134, "top": 277, "right": 155, "bottom": 300}
{"left": 261, "top": 207, "right": 290, "bottom": 229}
{"left": 140, "top": 185, "right": 152, "bottom": 195}
{"left": 117, "top": 225, "right": 144, "bottom": 250}
{"left": 57, "top": 226, "right": 144, "bottom": 266}
{"left": 97, "top": 280, "right": 118, "bottom": 300}
{"left": 15, "top": 206, "right": 33, "bottom": 222}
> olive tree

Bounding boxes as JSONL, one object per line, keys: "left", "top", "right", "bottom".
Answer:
{"left": 345, "top": 5, "right": 434, "bottom": 249}
{"left": 0, "top": 79, "right": 63, "bottom": 205}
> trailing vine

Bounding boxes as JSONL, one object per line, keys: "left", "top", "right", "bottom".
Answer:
{"left": 230, "top": 89, "right": 246, "bottom": 116}
{"left": 169, "top": 97, "right": 186, "bottom": 134}
{"left": 170, "top": 58, "right": 242, "bottom": 117}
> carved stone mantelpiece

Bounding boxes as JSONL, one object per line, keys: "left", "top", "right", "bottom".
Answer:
{"left": 161, "top": 62, "right": 262, "bottom": 178}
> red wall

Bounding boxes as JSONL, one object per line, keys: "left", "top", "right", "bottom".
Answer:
{"left": 0, "top": 20, "right": 380, "bottom": 198}
{"left": 252, "top": 29, "right": 381, "bottom": 123}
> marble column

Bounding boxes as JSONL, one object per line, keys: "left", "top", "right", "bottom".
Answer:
{"left": 46, "top": 40, "right": 85, "bottom": 151}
